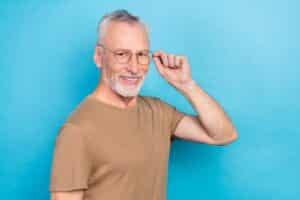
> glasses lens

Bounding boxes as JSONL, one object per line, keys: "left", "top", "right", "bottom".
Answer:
{"left": 113, "top": 50, "right": 151, "bottom": 64}
{"left": 114, "top": 50, "right": 131, "bottom": 63}
{"left": 138, "top": 52, "right": 150, "bottom": 65}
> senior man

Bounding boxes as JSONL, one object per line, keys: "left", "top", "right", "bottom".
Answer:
{"left": 49, "top": 9, "right": 238, "bottom": 200}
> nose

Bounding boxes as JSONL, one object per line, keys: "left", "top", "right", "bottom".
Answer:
{"left": 127, "top": 54, "right": 139, "bottom": 74}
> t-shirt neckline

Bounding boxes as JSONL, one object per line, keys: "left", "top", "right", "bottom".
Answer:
{"left": 86, "top": 94, "right": 139, "bottom": 113}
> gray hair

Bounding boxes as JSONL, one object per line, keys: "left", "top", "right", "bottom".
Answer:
{"left": 96, "top": 9, "right": 147, "bottom": 44}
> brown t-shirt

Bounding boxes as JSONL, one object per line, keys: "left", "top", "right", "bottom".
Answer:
{"left": 49, "top": 94, "right": 185, "bottom": 200}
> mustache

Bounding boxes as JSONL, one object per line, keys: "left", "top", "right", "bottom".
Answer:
{"left": 119, "top": 74, "right": 144, "bottom": 78}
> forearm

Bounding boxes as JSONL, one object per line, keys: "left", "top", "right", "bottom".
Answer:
{"left": 50, "top": 191, "right": 84, "bottom": 200}
{"left": 179, "top": 80, "right": 238, "bottom": 142}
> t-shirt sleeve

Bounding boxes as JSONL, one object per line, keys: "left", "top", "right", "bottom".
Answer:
{"left": 156, "top": 98, "right": 186, "bottom": 140}
{"left": 49, "top": 123, "right": 91, "bottom": 192}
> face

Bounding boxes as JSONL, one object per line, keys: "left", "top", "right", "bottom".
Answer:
{"left": 95, "top": 21, "right": 150, "bottom": 97}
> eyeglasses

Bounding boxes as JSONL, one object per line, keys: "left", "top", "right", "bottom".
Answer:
{"left": 96, "top": 43, "right": 152, "bottom": 65}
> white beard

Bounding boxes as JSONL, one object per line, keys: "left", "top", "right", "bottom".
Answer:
{"left": 106, "top": 73, "right": 146, "bottom": 97}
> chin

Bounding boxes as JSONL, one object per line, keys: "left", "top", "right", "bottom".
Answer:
{"left": 108, "top": 73, "right": 146, "bottom": 97}
{"left": 111, "top": 80, "right": 143, "bottom": 97}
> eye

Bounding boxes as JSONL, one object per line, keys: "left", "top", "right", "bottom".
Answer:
{"left": 117, "top": 52, "right": 125, "bottom": 56}
{"left": 116, "top": 51, "right": 130, "bottom": 57}
{"left": 138, "top": 52, "right": 149, "bottom": 56}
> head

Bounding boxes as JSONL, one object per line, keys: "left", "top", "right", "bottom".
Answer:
{"left": 94, "top": 9, "right": 150, "bottom": 98}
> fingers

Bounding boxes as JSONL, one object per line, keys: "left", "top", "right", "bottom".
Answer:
{"left": 168, "top": 54, "right": 175, "bottom": 67}
{"left": 152, "top": 55, "right": 165, "bottom": 75}
{"left": 152, "top": 51, "right": 167, "bottom": 67}
{"left": 175, "top": 56, "right": 183, "bottom": 67}
{"left": 152, "top": 50, "right": 183, "bottom": 68}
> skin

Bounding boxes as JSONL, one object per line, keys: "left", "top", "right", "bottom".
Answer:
{"left": 51, "top": 19, "right": 238, "bottom": 200}
{"left": 91, "top": 21, "right": 150, "bottom": 108}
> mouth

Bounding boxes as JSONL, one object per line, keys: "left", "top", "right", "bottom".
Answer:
{"left": 119, "top": 75, "right": 142, "bottom": 86}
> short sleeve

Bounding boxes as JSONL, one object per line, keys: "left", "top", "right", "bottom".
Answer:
{"left": 156, "top": 98, "right": 186, "bottom": 140}
{"left": 49, "top": 123, "right": 91, "bottom": 192}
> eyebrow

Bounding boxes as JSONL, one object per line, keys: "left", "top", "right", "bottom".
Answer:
{"left": 114, "top": 48, "right": 150, "bottom": 52}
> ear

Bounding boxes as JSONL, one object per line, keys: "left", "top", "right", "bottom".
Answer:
{"left": 93, "top": 47, "right": 103, "bottom": 69}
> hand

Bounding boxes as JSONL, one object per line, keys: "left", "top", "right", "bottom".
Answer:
{"left": 152, "top": 50, "right": 195, "bottom": 92}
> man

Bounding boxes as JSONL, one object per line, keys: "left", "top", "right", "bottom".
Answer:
{"left": 49, "top": 9, "right": 238, "bottom": 200}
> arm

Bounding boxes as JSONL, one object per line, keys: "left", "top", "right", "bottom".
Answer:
{"left": 174, "top": 80, "right": 238, "bottom": 145}
{"left": 49, "top": 124, "right": 91, "bottom": 200}
{"left": 50, "top": 191, "right": 84, "bottom": 200}
{"left": 152, "top": 51, "right": 238, "bottom": 146}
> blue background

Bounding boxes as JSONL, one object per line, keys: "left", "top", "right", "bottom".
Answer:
{"left": 1, "top": 0, "right": 299, "bottom": 199}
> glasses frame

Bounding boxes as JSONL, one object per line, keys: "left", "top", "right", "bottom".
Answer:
{"left": 96, "top": 43, "right": 153, "bottom": 65}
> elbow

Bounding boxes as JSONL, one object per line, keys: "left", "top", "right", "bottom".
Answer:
{"left": 213, "top": 131, "right": 238, "bottom": 146}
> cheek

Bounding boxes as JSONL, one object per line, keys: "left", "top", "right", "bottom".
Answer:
{"left": 105, "top": 61, "right": 149, "bottom": 78}
{"left": 142, "top": 65, "right": 149, "bottom": 75}
{"left": 104, "top": 58, "right": 124, "bottom": 75}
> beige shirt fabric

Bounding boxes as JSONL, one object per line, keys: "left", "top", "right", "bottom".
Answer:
{"left": 49, "top": 94, "right": 185, "bottom": 200}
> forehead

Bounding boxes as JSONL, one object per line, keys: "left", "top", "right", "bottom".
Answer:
{"left": 103, "top": 21, "right": 149, "bottom": 50}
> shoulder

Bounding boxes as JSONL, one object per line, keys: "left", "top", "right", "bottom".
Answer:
{"left": 140, "top": 95, "right": 175, "bottom": 109}
{"left": 61, "top": 96, "right": 97, "bottom": 133}
{"left": 139, "top": 95, "right": 165, "bottom": 111}
{"left": 139, "top": 95, "right": 180, "bottom": 117}
{"left": 139, "top": 95, "right": 158, "bottom": 106}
